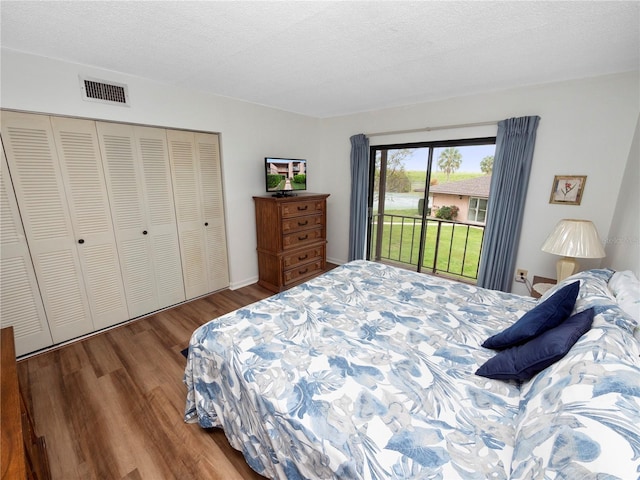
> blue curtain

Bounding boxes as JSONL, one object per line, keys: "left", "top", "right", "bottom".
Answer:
{"left": 348, "top": 134, "right": 370, "bottom": 261}
{"left": 477, "top": 116, "right": 540, "bottom": 292}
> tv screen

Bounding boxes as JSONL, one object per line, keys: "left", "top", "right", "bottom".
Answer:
{"left": 265, "top": 157, "right": 307, "bottom": 196}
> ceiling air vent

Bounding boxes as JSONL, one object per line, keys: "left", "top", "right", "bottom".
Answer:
{"left": 80, "top": 76, "right": 130, "bottom": 106}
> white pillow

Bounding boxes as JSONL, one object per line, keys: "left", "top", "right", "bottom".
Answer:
{"left": 608, "top": 270, "right": 640, "bottom": 323}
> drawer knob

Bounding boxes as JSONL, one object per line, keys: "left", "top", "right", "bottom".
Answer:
{"left": 299, "top": 268, "right": 308, "bottom": 274}
{"left": 297, "top": 205, "right": 308, "bottom": 211}
{"left": 142, "top": 230, "right": 148, "bottom": 235}
{"left": 298, "top": 254, "right": 308, "bottom": 261}
{"left": 78, "top": 238, "right": 85, "bottom": 244}
{"left": 298, "top": 234, "right": 308, "bottom": 241}
{"left": 298, "top": 220, "right": 308, "bottom": 226}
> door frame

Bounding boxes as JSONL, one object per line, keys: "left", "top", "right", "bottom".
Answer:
{"left": 366, "top": 137, "right": 496, "bottom": 273}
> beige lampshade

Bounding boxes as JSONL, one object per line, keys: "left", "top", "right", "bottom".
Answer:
{"left": 541, "top": 219, "right": 606, "bottom": 258}
{"left": 541, "top": 219, "right": 606, "bottom": 281}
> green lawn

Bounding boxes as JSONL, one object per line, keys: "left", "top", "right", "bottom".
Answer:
{"left": 371, "top": 171, "right": 487, "bottom": 281}
{"left": 406, "top": 171, "right": 484, "bottom": 191}
{"left": 371, "top": 219, "right": 484, "bottom": 281}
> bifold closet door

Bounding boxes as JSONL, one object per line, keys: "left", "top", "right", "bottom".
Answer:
{"left": 96, "top": 122, "right": 184, "bottom": 317}
{"left": 135, "top": 126, "right": 185, "bottom": 307}
{"left": 0, "top": 145, "right": 53, "bottom": 356}
{"left": 195, "top": 133, "right": 229, "bottom": 292}
{"left": 0, "top": 111, "right": 94, "bottom": 343}
{"left": 167, "top": 130, "right": 229, "bottom": 299}
{"left": 49, "top": 117, "right": 129, "bottom": 330}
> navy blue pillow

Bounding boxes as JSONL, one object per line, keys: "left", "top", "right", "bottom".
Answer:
{"left": 482, "top": 281, "right": 580, "bottom": 350}
{"left": 476, "top": 307, "right": 594, "bottom": 381}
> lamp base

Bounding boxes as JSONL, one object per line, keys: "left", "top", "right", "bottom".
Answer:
{"left": 556, "top": 257, "right": 579, "bottom": 282}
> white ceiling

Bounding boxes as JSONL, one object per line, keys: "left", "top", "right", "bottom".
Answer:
{"left": 1, "top": 1, "right": 639, "bottom": 118}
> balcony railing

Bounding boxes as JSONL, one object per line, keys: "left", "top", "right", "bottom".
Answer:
{"left": 370, "top": 213, "right": 485, "bottom": 282}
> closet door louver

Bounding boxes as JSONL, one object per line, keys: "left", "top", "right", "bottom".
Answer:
{"left": 135, "top": 126, "right": 185, "bottom": 307}
{"left": 50, "top": 117, "right": 129, "bottom": 330}
{"left": 0, "top": 111, "right": 94, "bottom": 343}
{"left": 96, "top": 121, "right": 155, "bottom": 317}
{"left": 167, "top": 130, "right": 229, "bottom": 299}
{"left": 0, "top": 145, "right": 53, "bottom": 356}
{"left": 195, "top": 133, "right": 229, "bottom": 291}
{"left": 167, "top": 130, "right": 208, "bottom": 299}
{"left": 96, "top": 122, "right": 184, "bottom": 317}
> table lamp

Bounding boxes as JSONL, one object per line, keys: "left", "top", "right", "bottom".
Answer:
{"left": 541, "top": 219, "right": 606, "bottom": 281}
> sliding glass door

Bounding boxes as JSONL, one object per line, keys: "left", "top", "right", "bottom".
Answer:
{"left": 367, "top": 138, "right": 496, "bottom": 282}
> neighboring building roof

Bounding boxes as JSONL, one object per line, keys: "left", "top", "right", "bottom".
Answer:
{"left": 429, "top": 175, "right": 492, "bottom": 198}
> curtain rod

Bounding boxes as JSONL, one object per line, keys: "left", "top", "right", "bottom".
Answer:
{"left": 365, "top": 120, "right": 499, "bottom": 138}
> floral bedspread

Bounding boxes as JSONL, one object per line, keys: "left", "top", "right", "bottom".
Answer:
{"left": 184, "top": 261, "right": 640, "bottom": 479}
{"left": 510, "top": 268, "right": 640, "bottom": 480}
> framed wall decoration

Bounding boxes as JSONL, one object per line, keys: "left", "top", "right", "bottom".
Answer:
{"left": 549, "top": 175, "right": 587, "bottom": 205}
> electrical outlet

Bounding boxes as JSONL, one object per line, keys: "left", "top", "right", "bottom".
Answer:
{"left": 515, "top": 269, "right": 528, "bottom": 283}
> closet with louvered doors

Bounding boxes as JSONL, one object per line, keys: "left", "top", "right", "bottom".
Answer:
{"left": 96, "top": 122, "right": 185, "bottom": 317}
{"left": 2, "top": 111, "right": 230, "bottom": 354}
{"left": 167, "top": 130, "right": 229, "bottom": 300}
{"left": 0, "top": 145, "right": 53, "bottom": 356}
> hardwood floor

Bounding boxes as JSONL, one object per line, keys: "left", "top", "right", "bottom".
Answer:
{"left": 17, "top": 284, "right": 277, "bottom": 480}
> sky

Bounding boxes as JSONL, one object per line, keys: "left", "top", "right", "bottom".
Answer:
{"left": 399, "top": 144, "right": 496, "bottom": 172}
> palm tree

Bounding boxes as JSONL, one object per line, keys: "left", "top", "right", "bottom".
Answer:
{"left": 437, "top": 147, "right": 462, "bottom": 182}
{"left": 480, "top": 155, "right": 494, "bottom": 174}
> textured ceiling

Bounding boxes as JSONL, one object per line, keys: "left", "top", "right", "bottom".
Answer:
{"left": 1, "top": 1, "right": 638, "bottom": 118}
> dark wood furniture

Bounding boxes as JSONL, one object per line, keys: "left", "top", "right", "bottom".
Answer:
{"left": 532, "top": 275, "right": 557, "bottom": 299}
{"left": 1, "top": 327, "right": 51, "bottom": 480}
{"left": 254, "top": 193, "right": 329, "bottom": 293}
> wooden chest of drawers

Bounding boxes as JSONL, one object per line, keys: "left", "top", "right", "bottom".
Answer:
{"left": 1, "top": 327, "right": 51, "bottom": 480}
{"left": 254, "top": 193, "right": 329, "bottom": 293}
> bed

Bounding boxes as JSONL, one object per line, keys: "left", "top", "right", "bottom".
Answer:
{"left": 184, "top": 260, "right": 640, "bottom": 479}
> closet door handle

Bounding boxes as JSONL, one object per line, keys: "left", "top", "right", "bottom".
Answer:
{"left": 78, "top": 239, "right": 85, "bottom": 244}
{"left": 142, "top": 230, "right": 148, "bottom": 235}
{"left": 204, "top": 222, "right": 209, "bottom": 226}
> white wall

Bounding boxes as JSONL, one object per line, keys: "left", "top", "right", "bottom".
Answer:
{"left": 605, "top": 115, "right": 640, "bottom": 278}
{"left": 0, "top": 49, "right": 321, "bottom": 288}
{"left": 319, "top": 72, "right": 640, "bottom": 293}
{"left": 3, "top": 49, "right": 638, "bottom": 292}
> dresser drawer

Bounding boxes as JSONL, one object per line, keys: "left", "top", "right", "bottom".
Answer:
{"left": 284, "top": 260, "right": 324, "bottom": 285}
{"left": 283, "top": 227, "right": 324, "bottom": 249}
{"left": 283, "top": 245, "right": 325, "bottom": 269}
{"left": 281, "top": 199, "right": 325, "bottom": 218}
{"left": 282, "top": 214, "right": 324, "bottom": 234}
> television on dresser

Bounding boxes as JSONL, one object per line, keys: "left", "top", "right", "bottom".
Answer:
{"left": 265, "top": 157, "right": 307, "bottom": 197}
